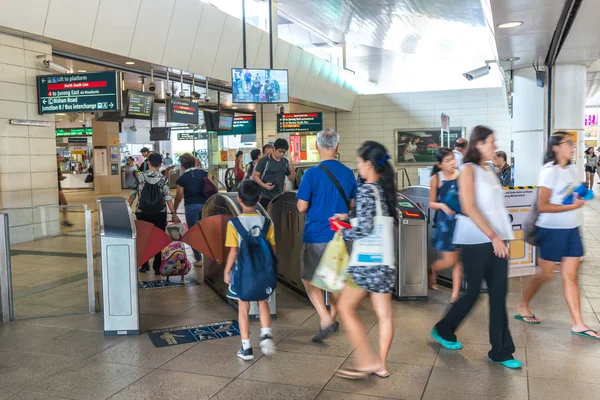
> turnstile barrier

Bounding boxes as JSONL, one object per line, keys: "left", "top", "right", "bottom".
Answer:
{"left": 97, "top": 197, "right": 139, "bottom": 336}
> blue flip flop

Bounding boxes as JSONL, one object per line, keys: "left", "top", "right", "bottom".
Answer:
{"left": 489, "top": 358, "right": 522, "bottom": 369}
{"left": 571, "top": 329, "right": 600, "bottom": 340}
{"left": 431, "top": 327, "right": 462, "bottom": 350}
{"left": 514, "top": 314, "right": 540, "bottom": 325}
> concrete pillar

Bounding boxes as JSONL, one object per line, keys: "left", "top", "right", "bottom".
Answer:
{"left": 91, "top": 121, "right": 122, "bottom": 194}
{"left": 0, "top": 33, "right": 59, "bottom": 243}
{"left": 552, "top": 64, "right": 586, "bottom": 180}
{"left": 511, "top": 67, "right": 546, "bottom": 186}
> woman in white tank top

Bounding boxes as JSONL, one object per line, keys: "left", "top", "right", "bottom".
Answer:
{"left": 430, "top": 126, "right": 521, "bottom": 370}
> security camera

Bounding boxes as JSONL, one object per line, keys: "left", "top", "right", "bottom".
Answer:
{"left": 165, "top": 87, "right": 173, "bottom": 97}
{"left": 463, "top": 64, "right": 491, "bottom": 81}
{"left": 178, "top": 90, "right": 186, "bottom": 99}
{"left": 39, "top": 57, "right": 72, "bottom": 74}
{"left": 148, "top": 82, "right": 156, "bottom": 92}
{"left": 203, "top": 95, "right": 211, "bottom": 103}
{"left": 192, "top": 91, "right": 201, "bottom": 99}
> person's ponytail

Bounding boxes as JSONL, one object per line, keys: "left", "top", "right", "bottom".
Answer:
{"left": 431, "top": 163, "right": 441, "bottom": 177}
{"left": 380, "top": 162, "right": 398, "bottom": 223}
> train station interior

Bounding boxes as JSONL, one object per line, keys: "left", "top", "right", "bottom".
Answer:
{"left": 1, "top": 0, "right": 600, "bottom": 399}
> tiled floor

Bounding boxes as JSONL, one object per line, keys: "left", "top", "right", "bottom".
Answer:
{"left": 1, "top": 192, "right": 600, "bottom": 399}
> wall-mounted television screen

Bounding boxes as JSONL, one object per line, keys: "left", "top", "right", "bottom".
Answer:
{"left": 218, "top": 111, "right": 234, "bottom": 131}
{"left": 232, "top": 68, "right": 289, "bottom": 104}
{"left": 149, "top": 127, "right": 171, "bottom": 141}
{"left": 125, "top": 90, "right": 154, "bottom": 120}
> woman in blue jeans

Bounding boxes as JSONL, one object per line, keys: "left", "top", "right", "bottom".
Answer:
{"left": 174, "top": 153, "right": 208, "bottom": 263}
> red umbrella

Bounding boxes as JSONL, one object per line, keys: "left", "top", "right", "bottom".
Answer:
{"left": 135, "top": 220, "right": 171, "bottom": 267}
{"left": 182, "top": 214, "right": 232, "bottom": 263}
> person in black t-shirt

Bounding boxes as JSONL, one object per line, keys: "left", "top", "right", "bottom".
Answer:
{"left": 174, "top": 153, "right": 208, "bottom": 262}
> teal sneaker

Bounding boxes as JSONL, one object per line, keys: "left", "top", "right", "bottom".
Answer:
{"left": 431, "top": 327, "right": 462, "bottom": 350}
{"left": 489, "top": 358, "right": 522, "bottom": 369}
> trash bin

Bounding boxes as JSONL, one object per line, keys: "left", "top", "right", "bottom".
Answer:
{"left": 395, "top": 193, "right": 428, "bottom": 300}
{"left": 97, "top": 197, "right": 139, "bottom": 336}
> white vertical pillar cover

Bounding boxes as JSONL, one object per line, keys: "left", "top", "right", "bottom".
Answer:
{"left": 552, "top": 64, "right": 586, "bottom": 181}
{"left": 269, "top": 0, "right": 278, "bottom": 39}
{"left": 511, "top": 67, "right": 546, "bottom": 186}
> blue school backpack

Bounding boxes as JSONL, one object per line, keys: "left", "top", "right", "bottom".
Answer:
{"left": 231, "top": 217, "right": 277, "bottom": 301}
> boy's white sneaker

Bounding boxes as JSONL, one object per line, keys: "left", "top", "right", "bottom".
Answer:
{"left": 237, "top": 347, "right": 254, "bottom": 361}
{"left": 260, "top": 334, "right": 276, "bottom": 356}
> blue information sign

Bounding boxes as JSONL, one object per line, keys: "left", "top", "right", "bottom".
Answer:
{"left": 37, "top": 71, "right": 120, "bottom": 115}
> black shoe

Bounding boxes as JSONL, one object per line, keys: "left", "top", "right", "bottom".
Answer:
{"left": 237, "top": 347, "right": 254, "bottom": 361}
{"left": 139, "top": 266, "right": 149, "bottom": 272}
{"left": 312, "top": 323, "right": 337, "bottom": 343}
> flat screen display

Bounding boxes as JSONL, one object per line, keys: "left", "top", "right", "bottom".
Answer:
{"left": 167, "top": 99, "right": 199, "bottom": 124}
{"left": 218, "top": 111, "right": 234, "bottom": 131}
{"left": 203, "top": 111, "right": 218, "bottom": 131}
{"left": 277, "top": 113, "right": 323, "bottom": 133}
{"left": 149, "top": 127, "right": 171, "bottom": 141}
{"left": 232, "top": 68, "right": 289, "bottom": 104}
{"left": 125, "top": 90, "right": 154, "bottom": 120}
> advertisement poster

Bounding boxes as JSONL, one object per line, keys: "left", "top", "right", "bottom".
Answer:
{"left": 584, "top": 112, "right": 598, "bottom": 147}
{"left": 305, "top": 135, "right": 319, "bottom": 162}
{"left": 110, "top": 164, "right": 119, "bottom": 176}
{"left": 94, "top": 149, "right": 108, "bottom": 176}
{"left": 110, "top": 146, "right": 120, "bottom": 163}
{"left": 504, "top": 187, "right": 538, "bottom": 277}
{"left": 290, "top": 136, "right": 301, "bottom": 163}
{"left": 565, "top": 131, "right": 578, "bottom": 163}
{"left": 396, "top": 127, "right": 465, "bottom": 163}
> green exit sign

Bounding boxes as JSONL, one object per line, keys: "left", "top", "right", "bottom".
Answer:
{"left": 56, "top": 128, "right": 93, "bottom": 136}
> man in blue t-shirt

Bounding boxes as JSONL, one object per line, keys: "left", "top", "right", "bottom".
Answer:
{"left": 297, "top": 129, "right": 357, "bottom": 343}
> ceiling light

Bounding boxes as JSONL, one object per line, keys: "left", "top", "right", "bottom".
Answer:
{"left": 56, "top": 113, "right": 66, "bottom": 116}
{"left": 501, "top": 57, "right": 520, "bottom": 62}
{"left": 137, "top": 80, "right": 142, "bottom": 83}
{"left": 77, "top": 69, "right": 86, "bottom": 73}
{"left": 125, "top": 61, "right": 135, "bottom": 65}
{"left": 497, "top": 21, "right": 523, "bottom": 29}
{"left": 232, "top": 106, "right": 237, "bottom": 109}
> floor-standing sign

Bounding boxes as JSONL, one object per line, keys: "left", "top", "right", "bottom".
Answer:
{"left": 504, "top": 186, "right": 538, "bottom": 277}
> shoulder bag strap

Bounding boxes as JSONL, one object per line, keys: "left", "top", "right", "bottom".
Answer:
{"left": 231, "top": 218, "right": 248, "bottom": 237}
{"left": 260, "top": 155, "right": 271, "bottom": 180}
{"left": 318, "top": 164, "right": 350, "bottom": 208}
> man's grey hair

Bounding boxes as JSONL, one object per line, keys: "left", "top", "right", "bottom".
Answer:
{"left": 316, "top": 129, "right": 339, "bottom": 149}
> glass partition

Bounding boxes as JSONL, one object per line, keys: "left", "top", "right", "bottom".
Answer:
{"left": 0, "top": 205, "right": 94, "bottom": 320}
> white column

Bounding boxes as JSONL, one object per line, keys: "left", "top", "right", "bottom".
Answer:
{"left": 552, "top": 64, "right": 586, "bottom": 180}
{"left": 511, "top": 67, "right": 546, "bottom": 186}
{"left": 269, "top": 0, "right": 278, "bottom": 39}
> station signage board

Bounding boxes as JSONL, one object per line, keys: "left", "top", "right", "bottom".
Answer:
{"left": 176, "top": 131, "right": 208, "bottom": 141}
{"left": 56, "top": 127, "right": 93, "bottom": 136}
{"left": 125, "top": 90, "right": 154, "bottom": 120}
{"left": 277, "top": 112, "right": 323, "bottom": 133}
{"left": 218, "top": 115, "right": 257, "bottom": 136}
{"left": 37, "top": 71, "right": 120, "bottom": 115}
{"left": 167, "top": 99, "right": 199, "bottom": 124}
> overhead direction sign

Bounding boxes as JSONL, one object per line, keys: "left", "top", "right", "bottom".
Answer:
{"left": 277, "top": 112, "right": 323, "bottom": 133}
{"left": 218, "top": 115, "right": 257, "bottom": 136}
{"left": 37, "top": 71, "right": 120, "bottom": 115}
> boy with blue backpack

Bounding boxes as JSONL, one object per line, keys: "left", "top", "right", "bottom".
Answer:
{"left": 224, "top": 180, "right": 277, "bottom": 360}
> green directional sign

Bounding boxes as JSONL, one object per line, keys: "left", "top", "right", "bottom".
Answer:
{"left": 37, "top": 71, "right": 120, "bottom": 115}
{"left": 56, "top": 127, "right": 93, "bottom": 136}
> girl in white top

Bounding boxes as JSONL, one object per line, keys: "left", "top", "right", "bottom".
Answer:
{"left": 516, "top": 132, "right": 598, "bottom": 339}
{"left": 431, "top": 126, "right": 521, "bottom": 370}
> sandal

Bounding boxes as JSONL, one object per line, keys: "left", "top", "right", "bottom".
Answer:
{"left": 336, "top": 366, "right": 380, "bottom": 380}
{"left": 373, "top": 370, "right": 389, "bottom": 378}
{"left": 571, "top": 329, "right": 600, "bottom": 340}
{"left": 514, "top": 314, "right": 541, "bottom": 325}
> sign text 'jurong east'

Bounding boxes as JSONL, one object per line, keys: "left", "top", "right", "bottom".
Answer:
{"left": 37, "top": 71, "right": 120, "bottom": 115}
{"left": 277, "top": 113, "right": 323, "bottom": 133}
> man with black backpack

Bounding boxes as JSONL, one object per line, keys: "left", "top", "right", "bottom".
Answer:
{"left": 253, "top": 138, "right": 295, "bottom": 212}
{"left": 296, "top": 129, "right": 357, "bottom": 342}
{"left": 129, "top": 152, "right": 180, "bottom": 273}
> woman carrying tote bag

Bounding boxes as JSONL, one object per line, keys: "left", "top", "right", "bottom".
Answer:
{"left": 331, "top": 141, "right": 397, "bottom": 379}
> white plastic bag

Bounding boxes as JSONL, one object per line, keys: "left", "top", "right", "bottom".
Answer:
{"left": 349, "top": 185, "right": 395, "bottom": 268}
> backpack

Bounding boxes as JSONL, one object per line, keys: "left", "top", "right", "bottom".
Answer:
{"left": 230, "top": 217, "right": 277, "bottom": 301}
{"left": 260, "top": 155, "right": 289, "bottom": 181}
{"left": 139, "top": 176, "right": 165, "bottom": 215}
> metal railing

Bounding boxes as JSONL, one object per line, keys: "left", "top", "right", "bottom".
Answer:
{"left": 396, "top": 168, "right": 412, "bottom": 189}
{"left": 207, "top": 168, "right": 228, "bottom": 191}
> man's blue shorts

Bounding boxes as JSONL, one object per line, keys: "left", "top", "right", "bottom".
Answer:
{"left": 536, "top": 227, "right": 583, "bottom": 262}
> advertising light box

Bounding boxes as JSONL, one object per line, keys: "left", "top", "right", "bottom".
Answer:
{"left": 277, "top": 113, "right": 323, "bottom": 133}
{"left": 167, "top": 99, "right": 199, "bottom": 124}
{"left": 37, "top": 71, "right": 120, "bottom": 115}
